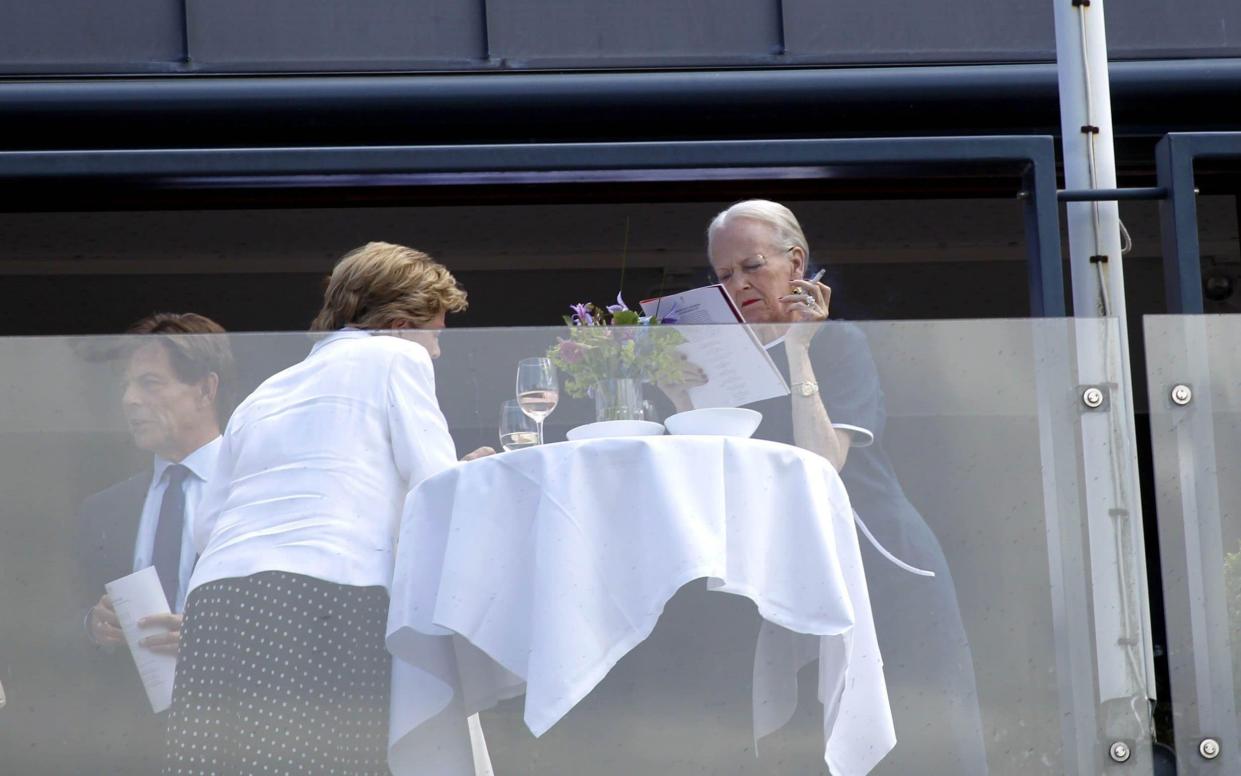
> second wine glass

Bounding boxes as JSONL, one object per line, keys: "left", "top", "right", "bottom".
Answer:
{"left": 499, "top": 399, "right": 539, "bottom": 452}
{"left": 516, "top": 357, "right": 559, "bottom": 445}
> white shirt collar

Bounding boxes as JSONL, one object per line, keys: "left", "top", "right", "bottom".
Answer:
{"left": 152, "top": 435, "right": 223, "bottom": 485}
{"left": 309, "top": 327, "right": 372, "bottom": 357}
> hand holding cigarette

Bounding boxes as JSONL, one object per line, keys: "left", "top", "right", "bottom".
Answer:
{"left": 782, "top": 269, "right": 831, "bottom": 348}
{"left": 794, "top": 269, "right": 826, "bottom": 295}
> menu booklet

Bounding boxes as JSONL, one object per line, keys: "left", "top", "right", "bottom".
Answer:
{"left": 640, "top": 285, "right": 789, "bottom": 409}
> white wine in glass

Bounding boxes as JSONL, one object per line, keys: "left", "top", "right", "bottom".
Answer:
{"left": 516, "top": 358, "right": 559, "bottom": 444}
{"left": 500, "top": 431, "right": 540, "bottom": 451}
{"left": 516, "top": 389, "right": 558, "bottom": 421}
{"left": 499, "top": 400, "right": 540, "bottom": 452}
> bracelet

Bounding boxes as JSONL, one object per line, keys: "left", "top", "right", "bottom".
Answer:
{"left": 791, "top": 381, "right": 819, "bottom": 397}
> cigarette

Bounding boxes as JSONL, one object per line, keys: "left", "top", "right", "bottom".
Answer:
{"left": 795, "top": 269, "right": 826, "bottom": 295}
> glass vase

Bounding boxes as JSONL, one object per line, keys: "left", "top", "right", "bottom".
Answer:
{"left": 591, "top": 378, "right": 645, "bottom": 422}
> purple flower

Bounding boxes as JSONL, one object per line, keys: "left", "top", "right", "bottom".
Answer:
{"left": 557, "top": 338, "right": 586, "bottom": 364}
{"left": 569, "top": 303, "right": 594, "bottom": 326}
{"left": 606, "top": 292, "right": 629, "bottom": 314}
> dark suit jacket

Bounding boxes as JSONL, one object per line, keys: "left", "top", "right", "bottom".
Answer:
{"left": 76, "top": 471, "right": 170, "bottom": 774}
{"left": 78, "top": 472, "right": 151, "bottom": 607}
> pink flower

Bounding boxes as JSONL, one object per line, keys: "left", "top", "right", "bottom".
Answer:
{"left": 557, "top": 338, "right": 586, "bottom": 364}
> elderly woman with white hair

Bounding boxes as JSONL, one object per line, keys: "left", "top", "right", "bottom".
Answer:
{"left": 665, "top": 200, "right": 989, "bottom": 774}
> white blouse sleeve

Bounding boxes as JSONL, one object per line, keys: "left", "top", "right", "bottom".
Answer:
{"left": 386, "top": 348, "right": 459, "bottom": 487}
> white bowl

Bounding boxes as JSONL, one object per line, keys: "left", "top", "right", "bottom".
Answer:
{"left": 565, "top": 420, "right": 666, "bottom": 441}
{"left": 664, "top": 407, "right": 762, "bottom": 438}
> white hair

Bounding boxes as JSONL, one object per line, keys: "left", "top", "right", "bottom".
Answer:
{"left": 707, "top": 200, "right": 810, "bottom": 270}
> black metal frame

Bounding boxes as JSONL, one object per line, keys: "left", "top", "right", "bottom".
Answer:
{"left": 6, "top": 60, "right": 1241, "bottom": 150}
{"left": 1156, "top": 132, "right": 1241, "bottom": 314}
{"left": 0, "top": 135, "right": 1066, "bottom": 316}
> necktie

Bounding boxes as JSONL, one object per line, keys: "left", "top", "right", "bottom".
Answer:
{"left": 152, "top": 464, "right": 190, "bottom": 609}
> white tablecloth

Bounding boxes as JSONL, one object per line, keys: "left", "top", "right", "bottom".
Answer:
{"left": 386, "top": 435, "right": 895, "bottom": 775}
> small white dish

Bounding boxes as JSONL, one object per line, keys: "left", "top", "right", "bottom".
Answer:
{"left": 664, "top": 407, "right": 762, "bottom": 438}
{"left": 565, "top": 420, "right": 666, "bottom": 441}
{"left": 832, "top": 423, "right": 875, "bottom": 448}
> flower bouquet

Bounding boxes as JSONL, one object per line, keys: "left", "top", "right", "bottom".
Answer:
{"left": 548, "top": 293, "right": 686, "bottom": 421}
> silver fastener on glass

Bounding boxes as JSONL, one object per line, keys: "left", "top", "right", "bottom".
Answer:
{"left": 1082, "top": 387, "right": 1105, "bottom": 409}
{"left": 1200, "top": 738, "right": 1221, "bottom": 760}
{"left": 1109, "top": 741, "right": 1131, "bottom": 763}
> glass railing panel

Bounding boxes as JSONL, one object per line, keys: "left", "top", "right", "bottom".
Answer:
{"left": 0, "top": 320, "right": 1153, "bottom": 774}
{"left": 1145, "top": 314, "right": 1241, "bottom": 772}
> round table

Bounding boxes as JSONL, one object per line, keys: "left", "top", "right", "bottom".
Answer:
{"left": 385, "top": 435, "right": 894, "bottom": 776}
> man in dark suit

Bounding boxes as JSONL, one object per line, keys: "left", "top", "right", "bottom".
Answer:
{"left": 75, "top": 312, "right": 234, "bottom": 772}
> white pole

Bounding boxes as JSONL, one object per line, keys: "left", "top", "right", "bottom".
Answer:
{"left": 1053, "top": 0, "right": 1155, "bottom": 743}
{"left": 1054, "top": 0, "right": 1126, "bottom": 320}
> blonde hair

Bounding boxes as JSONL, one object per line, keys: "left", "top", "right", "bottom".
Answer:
{"left": 707, "top": 200, "right": 810, "bottom": 272}
{"left": 311, "top": 242, "right": 467, "bottom": 332}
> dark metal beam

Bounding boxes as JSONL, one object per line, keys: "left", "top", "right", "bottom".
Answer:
{"left": 3, "top": 59, "right": 1241, "bottom": 152}
{"left": 1057, "top": 187, "right": 1166, "bottom": 202}
{"left": 0, "top": 137, "right": 1045, "bottom": 179}
{"left": 1024, "top": 151, "right": 1067, "bottom": 317}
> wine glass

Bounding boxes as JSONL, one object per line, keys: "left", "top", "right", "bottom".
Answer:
{"left": 498, "top": 400, "right": 540, "bottom": 452}
{"left": 516, "top": 357, "right": 559, "bottom": 445}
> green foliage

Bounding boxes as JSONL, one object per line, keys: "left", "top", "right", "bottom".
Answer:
{"left": 547, "top": 301, "right": 688, "bottom": 398}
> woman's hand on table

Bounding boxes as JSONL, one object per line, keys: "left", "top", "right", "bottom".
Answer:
{"left": 781, "top": 279, "right": 831, "bottom": 350}
{"left": 656, "top": 354, "right": 708, "bottom": 413}
{"left": 461, "top": 446, "right": 496, "bottom": 461}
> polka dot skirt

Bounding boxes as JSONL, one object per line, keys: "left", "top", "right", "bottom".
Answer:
{"left": 164, "top": 571, "right": 391, "bottom": 775}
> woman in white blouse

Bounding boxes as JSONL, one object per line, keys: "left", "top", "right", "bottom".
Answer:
{"left": 164, "top": 242, "right": 484, "bottom": 775}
